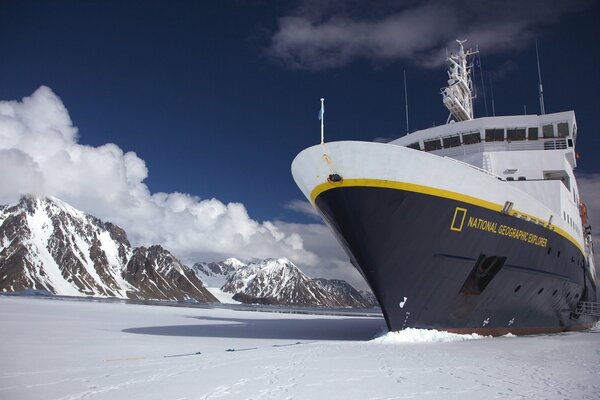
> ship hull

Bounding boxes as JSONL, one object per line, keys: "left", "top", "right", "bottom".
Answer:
{"left": 292, "top": 141, "right": 599, "bottom": 335}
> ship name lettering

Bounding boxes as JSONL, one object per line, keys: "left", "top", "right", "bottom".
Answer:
{"left": 467, "top": 217, "right": 497, "bottom": 233}
{"left": 466, "top": 216, "right": 548, "bottom": 248}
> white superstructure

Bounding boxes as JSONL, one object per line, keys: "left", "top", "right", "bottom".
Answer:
{"left": 389, "top": 42, "right": 593, "bottom": 277}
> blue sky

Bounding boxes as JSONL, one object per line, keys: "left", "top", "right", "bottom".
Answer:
{"left": 1, "top": 0, "right": 599, "bottom": 286}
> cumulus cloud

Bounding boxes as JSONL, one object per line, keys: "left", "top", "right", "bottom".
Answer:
{"left": 266, "top": 0, "right": 588, "bottom": 70}
{"left": 283, "top": 199, "right": 321, "bottom": 220}
{"left": 0, "top": 87, "right": 348, "bottom": 279}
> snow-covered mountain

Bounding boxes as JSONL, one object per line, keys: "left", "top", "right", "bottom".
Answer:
{"left": 206, "top": 257, "right": 375, "bottom": 307}
{"left": 313, "top": 278, "right": 378, "bottom": 308}
{"left": 0, "top": 196, "right": 217, "bottom": 302}
{"left": 191, "top": 258, "right": 246, "bottom": 303}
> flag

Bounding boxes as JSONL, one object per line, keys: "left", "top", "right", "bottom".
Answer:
{"left": 318, "top": 102, "right": 324, "bottom": 120}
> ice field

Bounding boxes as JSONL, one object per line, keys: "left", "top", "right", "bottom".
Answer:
{"left": 1, "top": 296, "right": 598, "bottom": 399}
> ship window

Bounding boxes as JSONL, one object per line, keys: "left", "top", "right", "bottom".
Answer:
{"left": 506, "top": 177, "right": 514, "bottom": 181}
{"left": 557, "top": 122, "right": 569, "bottom": 137}
{"left": 407, "top": 142, "right": 421, "bottom": 150}
{"left": 518, "top": 176, "right": 526, "bottom": 181}
{"left": 568, "top": 139, "right": 573, "bottom": 147}
{"left": 528, "top": 127, "right": 539, "bottom": 140}
{"left": 462, "top": 132, "right": 481, "bottom": 144}
{"left": 542, "top": 124, "right": 555, "bottom": 138}
{"left": 460, "top": 254, "right": 506, "bottom": 295}
{"left": 442, "top": 135, "right": 461, "bottom": 148}
{"left": 507, "top": 128, "right": 526, "bottom": 141}
{"left": 423, "top": 138, "right": 442, "bottom": 151}
{"left": 485, "top": 128, "right": 504, "bottom": 142}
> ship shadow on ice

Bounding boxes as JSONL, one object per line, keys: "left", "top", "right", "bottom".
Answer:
{"left": 122, "top": 315, "right": 387, "bottom": 341}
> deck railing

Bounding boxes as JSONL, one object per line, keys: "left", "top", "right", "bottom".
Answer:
{"left": 574, "top": 302, "right": 600, "bottom": 317}
{"left": 429, "top": 138, "right": 568, "bottom": 158}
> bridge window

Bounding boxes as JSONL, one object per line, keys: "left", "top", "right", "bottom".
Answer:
{"left": 542, "top": 124, "right": 555, "bottom": 138}
{"left": 462, "top": 132, "right": 481, "bottom": 144}
{"left": 507, "top": 128, "right": 526, "bottom": 141}
{"left": 485, "top": 128, "right": 504, "bottom": 142}
{"left": 557, "top": 122, "right": 569, "bottom": 138}
{"left": 423, "top": 138, "right": 442, "bottom": 151}
{"left": 442, "top": 135, "right": 461, "bottom": 148}
{"left": 406, "top": 142, "right": 421, "bottom": 150}
{"left": 528, "top": 127, "right": 539, "bottom": 140}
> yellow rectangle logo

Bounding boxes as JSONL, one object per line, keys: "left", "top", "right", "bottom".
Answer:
{"left": 450, "top": 207, "right": 467, "bottom": 232}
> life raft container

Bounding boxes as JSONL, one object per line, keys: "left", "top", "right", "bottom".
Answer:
{"left": 579, "top": 200, "right": 588, "bottom": 225}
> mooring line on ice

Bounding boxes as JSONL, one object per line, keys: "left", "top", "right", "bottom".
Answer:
{"left": 225, "top": 347, "right": 258, "bottom": 352}
{"left": 272, "top": 341, "right": 302, "bottom": 347}
{"left": 163, "top": 351, "right": 202, "bottom": 358}
{"left": 272, "top": 341, "right": 317, "bottom": 347}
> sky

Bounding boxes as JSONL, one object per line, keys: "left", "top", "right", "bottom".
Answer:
{"left": 1, "top": 0, "right": 599, "bottom": 289}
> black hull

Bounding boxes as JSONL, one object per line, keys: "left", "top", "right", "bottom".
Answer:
{"left": 315, "top": 185, "right": 599, "bottom": 335}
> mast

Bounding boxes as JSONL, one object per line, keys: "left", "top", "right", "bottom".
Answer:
{"left": 536, "top": 40, "right": 546, "bottom": 115}
{"left": 441, "top": 40, "right": 477, "bottom": 123}
{"left": 404, "top": 69, "right": 409, "bottom": 135}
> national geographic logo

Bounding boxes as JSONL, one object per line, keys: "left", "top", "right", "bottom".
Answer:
{"left": 450, "top": 207, "right": 467, "bottom": 232}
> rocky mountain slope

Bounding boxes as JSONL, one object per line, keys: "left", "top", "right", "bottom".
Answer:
{"left": 0, "top": 196, "right": 217, "bottom": 302}
{"left": 195, "top": 257, "right": 376, "bottom": 307}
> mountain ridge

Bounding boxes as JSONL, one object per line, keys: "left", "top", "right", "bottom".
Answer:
{"left": 0, "top": 195, "right": 217, "bottom": 302}
{"left": 1, "top": 195, "right": 377, "bottom": 308}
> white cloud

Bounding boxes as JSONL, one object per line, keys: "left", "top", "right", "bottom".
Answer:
{"left": 284, "top": 199, "right": 321, "bottom": 220}
{"left": 0, "top": 87, "right": 342, "bottom": 280}
{"left": 267, "top": 0, "right": 588, "bottom": 71}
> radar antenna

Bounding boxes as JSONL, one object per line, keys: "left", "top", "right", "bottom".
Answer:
{"left": 441, "top": 40, "right": 477, "bottom": 123}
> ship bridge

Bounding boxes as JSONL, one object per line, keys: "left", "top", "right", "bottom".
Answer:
{"left": 390, "top": 111, "right": 586, "bottom": 256}
{"left": 390, "top": 111, "right": 577, "bottom": 172}
{"left": 390, "top": 111, "right": 578, "bottom": 170}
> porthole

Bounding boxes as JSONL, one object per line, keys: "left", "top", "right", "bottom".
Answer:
{"left": 537, "top": 288, "right": 544, "bottom": 295}
{"left": 547, "top": 247, "right": 552, "bottom": 255}
{"left": 557, "top": 251, "right": 561, "bottom": 258}
{"left": 514, "top": 285, "right": 521, "bottom": 293}
{"left": 575, "top": 293, "right": 580, "bottom": 299}
{"left": 566, "top": 291, "right": 571, "bottom": 298}
{"left": 552, "top": 289, "right": 558, "bottom": 296}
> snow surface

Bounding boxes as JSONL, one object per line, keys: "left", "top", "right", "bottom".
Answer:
{"left": 25, "top": 203, "right": 82, "bottom": 296}
{"left": 1, "top": 296, "right": 599, "bottom": 400}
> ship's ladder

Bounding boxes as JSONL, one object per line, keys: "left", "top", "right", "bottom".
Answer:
{"left": 573, "top": 301, "right": 600, "bottom": 317}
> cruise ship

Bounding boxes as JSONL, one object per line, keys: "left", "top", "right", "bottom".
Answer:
{"left": 291, "top": 41, "right": 599, "bottom": 335}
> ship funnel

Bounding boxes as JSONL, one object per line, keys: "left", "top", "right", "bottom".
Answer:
{"left": 441, "top": 40, "right": 477, "bottom": 122}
